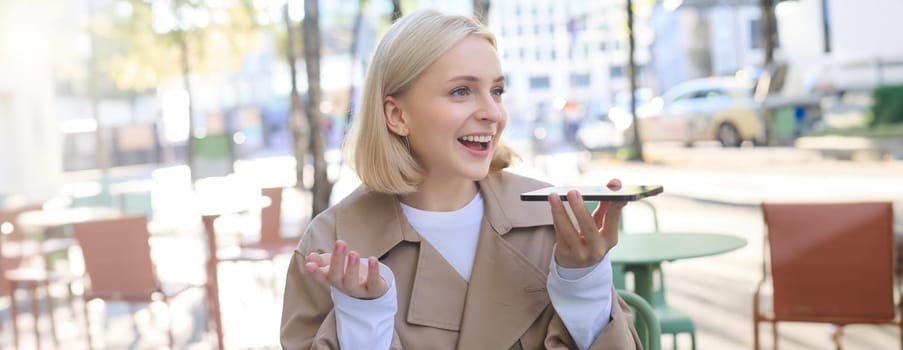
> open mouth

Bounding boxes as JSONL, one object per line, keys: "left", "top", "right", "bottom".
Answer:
{"left": 457, "top": 135, "right": 492, "bottom": 151}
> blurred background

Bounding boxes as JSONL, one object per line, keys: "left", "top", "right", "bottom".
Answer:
{"left": 1, "top": 0, "right": 902, "bottom": 349}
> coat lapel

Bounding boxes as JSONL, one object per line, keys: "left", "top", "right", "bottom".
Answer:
{"left": 456, "top": 222, "right": 550, "bottom": 349}
{"left": 334, "top": 172, "right": 557, "bottom": 349}
{"left": 406, "top": 238, "right": 468, "bottom": 331}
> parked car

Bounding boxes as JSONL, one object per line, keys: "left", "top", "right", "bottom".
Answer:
{"left": 632, "top": 77, "right": 763, "bottom": 147}
{"left": 576, "top": 89, "right": 653, "bottom": 152}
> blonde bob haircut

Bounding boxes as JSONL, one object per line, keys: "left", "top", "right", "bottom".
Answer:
{"left": 345, "top": 9, "right": 516, "bottom": 194}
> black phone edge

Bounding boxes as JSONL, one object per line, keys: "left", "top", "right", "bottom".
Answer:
{"left": 519, "top": 186, "right": 664, "bottom": 202}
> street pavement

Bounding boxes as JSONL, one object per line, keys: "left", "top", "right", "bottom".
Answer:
{"left": 11, "top": 144, "right": 901, "bottom": 349}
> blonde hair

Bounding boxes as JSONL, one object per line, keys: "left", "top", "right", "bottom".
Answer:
{"left": 345, "top": 9, "right": 516, "bottom": 194}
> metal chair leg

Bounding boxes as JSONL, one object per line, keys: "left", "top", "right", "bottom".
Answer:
{"left": 43, "top": 281, "right": 59, "bottom": 348}
{"left": 29, "top": 285, "right": 42, "bottom": 350}
{"left": 83, "top": 298, "right": 94, "bottom": 350}
{"left": 10, "top": 282, "right": 20, "bottom": 350}
{"left": 772, "top": 322, "right": 779, "bottom": 350}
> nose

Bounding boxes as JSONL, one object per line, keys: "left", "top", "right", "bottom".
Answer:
{"left": 476, "top": 92, "right": 504, "bottom": 122}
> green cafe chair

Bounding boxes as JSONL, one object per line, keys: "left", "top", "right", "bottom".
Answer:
{"left": 619, "top": 289, "right": 661, "bottom": 350}
{"left": 589, "top": 199, "right": 697, "bottom": 350}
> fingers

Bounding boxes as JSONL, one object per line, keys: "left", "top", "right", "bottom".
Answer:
{"left": 326, "top": 240, "right": 347, "bottom": 284}
{"left": 607, "top": 178, "right": 622, "bottom": 190}
{"left": 365, "top": 256, "right": 383, "bottom": 291}
{"left": 343, "top": 251, "right": 361, "bottom": 286}
{"left": 600, "top": 201, "right": 627, "bottom": 247}
{"left": 566, "top": 191, "right": 601, "bottom": 246}
{"left": 549, "top": 193, "right": 579, "bottom": 250}
{"left": 304, "top": 252, "right": 330, "bottom": 283}
{"left": 592, "top": 201, "right": 611, "bottom": 227}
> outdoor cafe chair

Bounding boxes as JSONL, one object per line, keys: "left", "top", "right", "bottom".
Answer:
{"left": 0, "top": 204, "right": 74, "bottom": 350}
{"left": 619, "top": 289, "right": 662, "bottom": 350}
{"left": 201, "top": 212, "right": 276, "bottom": 350}
{"left": 238, "top": 187, "right": 299, "bottom": 257}
{"left": 756, "top": 201, "right": 901, "bottom": 350}
{"left": 71, "top": 215, "right": 204, "bottom": 350}
{"left": 600, "top": 199, "right": 696, "bottom": 350}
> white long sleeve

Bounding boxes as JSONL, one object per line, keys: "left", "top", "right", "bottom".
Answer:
{"left": 331, "top": 259, "right": 397, "bottom": 350}
{"left": 547, "top": 249, "right": 614, "bottom": 350}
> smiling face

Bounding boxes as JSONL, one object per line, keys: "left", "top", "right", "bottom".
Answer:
{"left": 383, "top": 36, "right": 508, "bottom": 184}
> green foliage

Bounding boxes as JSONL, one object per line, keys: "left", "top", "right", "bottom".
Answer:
{"left": 616, "top": 146, "right": 639, "bottom": 161}
{"left": 871, "top": 85, "right": 903, "bottom": 126}
{"left": 93, "top": 0, "right": 266, "bottom": 94}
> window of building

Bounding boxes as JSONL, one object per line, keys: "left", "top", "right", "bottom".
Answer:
{"left": 750, "top": 19, "right": 762, "bottom": 49}
{"left": 550, "top": 49, "right": 557, "bottom": 61}
{"left": 599, "top": 41, "right": 607, "bottom": 52}
{"left": 519, "top": 47, "right": 525, "bottom": 59}
{"left": 535, "top": 49, "right": 542, "bottom": 61}
{"left": 610, "top": 66, "right": 624, "bottom": 78}
{"left": 529, "top": 76, "right": 551, "bottom": 90}
{"left": 571, "top": 73, "right": 591, "bottom": 87}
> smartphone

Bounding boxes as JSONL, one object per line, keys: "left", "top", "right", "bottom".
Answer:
{"left": 520, "top": 185, "right": 663, "bottom": 202}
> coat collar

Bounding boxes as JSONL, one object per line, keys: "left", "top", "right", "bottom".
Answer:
{"left": 333, "top": 170, "right": 556, "bottom": 348}
{"left": 333, "top": 170, "right": 553, "bottom": 259}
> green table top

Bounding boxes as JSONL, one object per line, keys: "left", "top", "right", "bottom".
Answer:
{"left": 610, "top": 232, "right": 747, "bottom": 264}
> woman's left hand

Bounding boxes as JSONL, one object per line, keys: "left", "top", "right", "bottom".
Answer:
{"left": 548, "top": 178, "right": 627, "bottom": 268}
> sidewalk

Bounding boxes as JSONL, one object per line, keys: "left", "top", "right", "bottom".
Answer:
{"left": 579, "top": 146, "right": 903, "bottom": 207}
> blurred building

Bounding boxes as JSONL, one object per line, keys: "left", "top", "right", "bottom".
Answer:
{"left": 651, "top": 0, "right": 766, "bottom": 92}
{"left": 652, "top": 0, "right": 903, "bottom": 95}
{"left": 0, "top": 1, "right": 64, "bottom": 201}
{"left": 489, "top": 0, "right": 656, "bottom": 123}
{"left": 776, "top": 0, "right": 903, "bottom": 94}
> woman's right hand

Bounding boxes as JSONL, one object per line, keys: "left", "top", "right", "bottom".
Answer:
{"left": 304, "top": 240, "right": 389, "bottom": 299}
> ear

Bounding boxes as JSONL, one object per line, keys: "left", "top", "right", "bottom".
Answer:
{"left": 383, "top": 96, "right": 408, "bottom": 137}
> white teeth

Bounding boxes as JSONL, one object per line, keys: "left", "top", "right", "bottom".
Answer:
{"left": 459, "top": 135, "right": 492, "bottom": 143}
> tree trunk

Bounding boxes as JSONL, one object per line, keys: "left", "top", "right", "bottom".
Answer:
{"left": 473, "top": 0, "right": 490, "bottom": 25}
{"left": 760, "top": 0, "right": 776, "bottom": 67}
{"left": 391, "top": 0, "right": 402, "bottom": 21}
{"left": 347, "top": 0, "right": 367, "bottom": 127}
{"left": 760, "top": 0, "right": 776, "bottom": 145}
{"left": 303, "top": 0, "right": 332, "bottom": 217}
{"left": 626, "top": 0, "right": 644, "bottom": 161}
{"left": 174, "top": 28, "right": 198, "bottom": 181}
{"left": 284, "top": 3, "right": 310, "bottom": 189}
{"left": 87, "top": 2, "right": 108, "bottom": 176}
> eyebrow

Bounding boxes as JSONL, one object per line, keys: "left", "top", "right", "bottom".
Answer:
{"left": 448, "top": 75, "right": 505, "bottom": 83}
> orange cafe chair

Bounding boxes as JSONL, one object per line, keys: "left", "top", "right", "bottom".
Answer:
{"left": 72, "top": 215, "right": 204, "bottom": 349}
{"left": 756, "top": 202, "right": 901, "bottom": 350}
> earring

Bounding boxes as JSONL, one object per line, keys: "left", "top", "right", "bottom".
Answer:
{"left": 400, "top": 135, "right": 410, "bottom": 152}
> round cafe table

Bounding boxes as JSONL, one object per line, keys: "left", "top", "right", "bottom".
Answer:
{"left": 16, "top": 206, "right": 123, "bottom": 234}
{"left": 610, "top": 232, "right": 748, "bottom": 303}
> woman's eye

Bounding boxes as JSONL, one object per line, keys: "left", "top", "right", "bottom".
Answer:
{"left": 492, "top": 87, "right": 506, "bottom": 96}
{"left": 451, "top": 87, "right": 469, "bottom": 96}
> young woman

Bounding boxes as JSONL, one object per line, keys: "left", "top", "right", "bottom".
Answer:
{"left": 281, "top": 9, "right": 641, "bottom": 350}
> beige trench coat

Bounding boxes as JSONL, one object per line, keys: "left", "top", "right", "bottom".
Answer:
{"left": 281, "top": 171, "right": 641, "bottom": 349}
